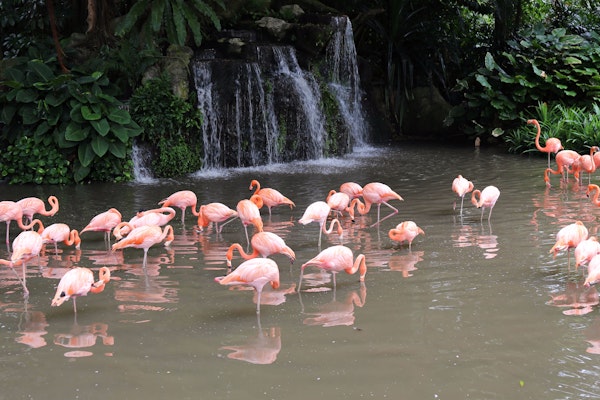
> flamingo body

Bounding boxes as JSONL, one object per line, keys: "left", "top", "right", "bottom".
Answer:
{"left": 196, "top": 203, "right": 238, "bottom": 233}
{"left": 112, "top": 225, "right": 174, "bottom": 266}
{"left": 452, "top": 175, "right": 474, "bottom": 214}
{"left": 226, "top": 231, "right": 295, "bottom": 267}
{"left": 339, "top": 182, "right": 363, "bottom": 199}
{"left": 356, "top": 182, "right": 403, "bottom": 227}
{"left": 249, "top": 180, "right": 295, "bottom": 215}
{"left": 81, "top": 208, "right": 122, "bottom": 246}
{"left": 298, "top": 201, "right": 343, "bottom": 247}
{"left": 299, "top": 245, "right": 367, "bottom": 291}
{"left": 388, "top": 221, "right": 425, "bottom": 250}
{"left": 528, "top": 119, "right": 563, "bottom": 168}
{"left": 41, "top": 223, "right": 81, "bottom": 252}
{"left": 550, "top": 221, "right": 588, "bottom": 259}
{"left": 471, "top": 186, "right": 500, "bottom": 221}
{"left": 237, "top": 196, "right": 264, "bottom": 246}
{"left": 158, "top": 190, "right": 198, "bottom": 224}
{"left": 17, "top": 195, "right": 59, "bottom": 223}
{"left": 51, "top": 267, "right": 111, "bottom": 313}
{"left": 575, "top": 237, "right": 600, "bottom": 269}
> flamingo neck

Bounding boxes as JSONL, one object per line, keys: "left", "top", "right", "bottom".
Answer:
{"left": 532, "top": 120, "right": 544, "bottom": 151}
{"left": 250, "top": 180, "right": 261, "bottom": 195}
{"left": 344, "top": 254, "right": 367, "bottom": 282}
{"left": 323, "top": 219, "right": 343, "bottom": 236}
{"left": 162, "top": 225, "right": 174, "bottom": 246}
{"left": 471, "top": 190, "right": 482, "bottom": 207}
{"left": 226, "top": 243, "right": 260, "bottom": 267}
{"left": 90, "top": 267, "right": 110, "bottom": 294}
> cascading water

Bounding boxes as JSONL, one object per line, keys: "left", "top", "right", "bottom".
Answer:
{"left": 131, "top": 141, "right": 155, "bottom": 183}
{"left": 325, "top": 16, "right": 367, "bottom": 147}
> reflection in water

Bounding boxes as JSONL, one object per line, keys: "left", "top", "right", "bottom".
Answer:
{"left": 12, "top": 300, "right": 49, "bottom": 349}
{"left": 220, "top": 315, "right": 282, "bottom": 365}
{"left": 54, "top": 321, "right": 114, "bottom": 357}
{"left": 451, "top": 221, "right": 498, "bottom": 259}
{"left": 584, "top": 317, "right": 600, "bottom": 354}
{"left": 546, "top": 281, "right": 599, "bottom": 315}
{"left": 301, "top": 282, "right": 366, "bottom": 327}
{"left": 387, "top": 251, "right": 425, "bottom": 277}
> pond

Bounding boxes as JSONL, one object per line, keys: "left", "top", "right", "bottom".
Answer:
{"left": 1, "top": 143, "right": 599, "bottom": 399}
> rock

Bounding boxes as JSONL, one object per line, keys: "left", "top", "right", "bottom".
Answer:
{"left": 402, "top": 86, "right": 452, "bottom": 137}
{"left": 256, "top": 17, "right": 292, "bottom": 40}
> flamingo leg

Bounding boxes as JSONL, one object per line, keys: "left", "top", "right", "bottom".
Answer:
{"left": 5, "top": 221, "right": 11, "bottom": 252}
{"left": 10, "top": 264, "right": 28, "bottom": 297}
{"left": 370, "top": 202, "right": 399, "bottom": 228}
{"left": 256, "top": 289, "right": 262, "bottom": 314}
{"left": 143, "top": 249, "right": 149, "bottom": 268}
{"left": 73, "top": 297, "right": 78, "bottom": 314}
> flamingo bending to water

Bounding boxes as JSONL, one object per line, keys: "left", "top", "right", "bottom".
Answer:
{"left": 51, "top": 267, "right": 111, "bottom": 314}
{"left": 226, "top": 231, "right": 295, "bottom": 267}
{"left": 550, "top": 221, "right": 588, "bottom": 266}
{"left": 0, "top": 222, "right": 44, "bottom": 297}
{"left": 544, "top": 150, "right": 581, "bottom": 187}
{"left": 298, "top": 201, "right": 343, "bottom": 247}
{"left": 355, "top": 182, "right": 403, "bottom": 227}
{"left": 17, "top": 195, "right": 60, "bottom": 224}
{"left": 471, "top": 186, "right": 500, "bottom": 221}
{"left": 196, "top": 203, "right": 238, "bottom": 233}
{"left": 41, "top": 223, "right": 81, "bottom": 253}
{"left": 249, "top": 180, "right": 295, "bottom": 215}
{"left": 81, "top": 208, "right": 122, "bottom": 247}
{"left": 299, "top": 245, "right": 367, "bottom": 291}
{"left": 388, "top": 221, "right": 425, "bottom": 250}
{"left": 158, "top": 190, "right": 199, "bottom": 225}
{"left": 112, "top": 224, "right": 174, "bottom": 266}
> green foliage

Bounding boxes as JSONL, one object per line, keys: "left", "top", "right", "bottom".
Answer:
{"left": 504, "top": 102, "right": 600, "bottom": 155}
{"left": 152, "top": 137, "right": 202, "bottom": 178}
{"left": 0, "top": 57, "right": 143, "bottom": 183}
{"left": 0, "top": 136, "right": 71, "bottom": 184}
{"left": 449, "top": 25, "right": 600, "bottom": 139}
{"left": 115, "top": 0, "right": 225, "bottom": 48}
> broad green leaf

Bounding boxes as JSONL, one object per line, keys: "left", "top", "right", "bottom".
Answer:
{"left": 475, "top": 74, "right": 491, "bottom": 89}
{"left": 109, "top": 141, "right": 127, "bottom": 158}
{"left": 91, "top": 136, "right": 110, "bottom": 157}
{"left": 171, "top": 1, "right": 187, "bottom": 46}
{"left": 564, "top": 56, "right": 582, "bottom": 65}
{"left": 74, "top": 164, "right": 91, "bottom": 183}
{"left": 107, "top": 108, "right": 131, "bottom": 124}
{"left": 20, "top": 106, "right": 40, "bottom": 124}
{"left": 1, "top": 104, "right": 16, "bottom": 124}
{"left": 484, "top": 52, "right": 495, "bottom": 71}
{"left": 151, "top": 0, "right": 166, "bottom": 32}
{"left": 81, "top": 105, "right": 101, "bottom": 120}
{"left": 91, "top": 118, "right": 110, "bottom": 136}
{"left": 65, "top": 123, "right": 89, "bottom": 141}
{"left": 115, "top": 1, "right": 148, "bottom": 36}
{"left": 78, "top": 142, "right": 96, "bottom": 167}
{"left": 27, "top": 60, "right": 54, "bottom": 82}
{"left": 15, "top": 89, "right": 38, "bottom": 103}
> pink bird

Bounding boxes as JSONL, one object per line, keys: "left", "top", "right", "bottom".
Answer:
{"left": 298, "top": 201, "right": 343, "bottom": 247}
{"left": 226, "top": 231, "right": 296, "bottom": 267}
{"left": 574, "top": 146, "right": 600, "bottom": 185}
{"left": 41, "top": 223, "right": 81, "bottom": 253}
{"left": 0, "top": 224, "right": 44, "bottom": 297}
{"left": 388, "top": 221, "right": 425, "bottom": 250}
{"left": 339, "top": 182, "right": 363, "bottom": 199}
{"left": 355, "top": 182, "right": 403, "bottom": 227}
{"left": 158, "top": 190, "right": 199, "bottom": 224}
{"left": 17, "top": 195, "right": 60, "bottom": 224}
{"left": 588, "top": 184, "right": 600, "bottom": 206}
{"left": 112, "top": 224, "right": 174, "bottom": 266}
{"left": 0, "top": 201, "right": 43, "bottom": 250}
{"left": 528, "top": 119, "right": 563, "bottom": 168}
{"left": 51, "top": 267, "right": 111, "bottom": 314}
{"left": 215, "top": 257, "right": 280, "bottom": 314}
{"left": 237, "top": 195, "right": 264, "bottom": 246}
{"left": 326, "top": 190, "right": 357, "bottom": 220}
{"left": 584, "top": 254, "right": 600, "bottom": 287}
{"left": 299, "top": 245, "right": 367, "bottom": 291}
{"left": 196, "top": 202, "right": 238, "bottom": 233}
{"left": 544, "top": 150, "right": 581, "bottom": 187}
{"left": 550, "top": 221, "right": 588, "bottom": 265}
{"left": 575, "top": 236, "right": 600, "bottom": 270}
{"left": 471, "top": 186, "right": 500, "bottom": 221}
{"left": 452, "top": 175, "right": 474, "bottom": 214}
{"left": 114, "top": 207, "right": 176, "bottom": 239}
{"left": 81, "top": 208, "right": 122, "bottom": 247}
{"left": 249, "top": 179, "right": 295, "bottom": 215}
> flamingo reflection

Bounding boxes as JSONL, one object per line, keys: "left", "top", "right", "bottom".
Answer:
{"left": 451, "top": 222, "right": 498, "bottom": 259}
{"left": 11, "top": 300, "right": 49, "bottom": 348}
{"left": 387, "top": 251, "right": 425, "bottom": 277}
{"left": 583, "top": 317, "right": 600, "bottom": 354}
{"left": 54, "top": 321, "right": 114, "bottom": 357}
{"left": 546, "top": 281, "right": 599, "bottom": 316}
{"left": 301, "top": 283, "right": 366, "bottom": 327}
{"left": 220, "top": 314, "right": 281, "bottom": 364}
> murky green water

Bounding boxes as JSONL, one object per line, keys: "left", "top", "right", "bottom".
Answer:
{"left": 1, "top": 143, "right": 599, "bottom": 399}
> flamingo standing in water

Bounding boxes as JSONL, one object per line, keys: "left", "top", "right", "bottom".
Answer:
{"left": 237, "top": 195, "right": 264, "bottom": 247}
{"left": 0, "top": 201, "right": 43, "bottom": 250}
{"left": 195, "top": 203, "right": 238, "bottom": 233}
{"left": 452, "top": 175, "right": 474, "bottom": 215}
{"left": 299, "top": 245, "right": 367, "bottom": 291}
{"left": 575, "top": 236, "right": 600, "bottom": 270}
{"left": 249, "top": 180, "right": 295, "bottom": 215}
{"left": 41, "top": 223, "right": 81, "bottom": 253}
{"left": 0, "top": 221, "right": 44, "bottom": 297}
{"left": 114, "top": 207, "right": 176, "bottom": 239}
{"left": 587, "top": 184, "right": 600, "bottom": 206}
{"left": 215, "top": 257, "right": 280, "bottom": 314}
{"left": 17, "top": 195, "right": 60, "bottom": 225}
{"left": 51, "top": 267, "right": 111, "bottom": 314}
{"left": 112, "top": 224, "right": 174, "bottom": 267}
{"left": 339, "top": 182, "right": 363, "bottom": 199}
{"left": 584, "top": 255, "right": 600, "bottom": 287}
{"left": 471, "top": 186, "right": 500, "bottom": 221}
{"left": 81, "top": 208, "right": 122, "bottom": 247}
{"left": 158, "top": 190, "right": 198, "bottom": 225}
{"left": 355, "top": 182, "right": 403, "bottom": 227}
{"left": 388, "top": 221, "right": 425, "bottom": 250}
{"left": 226, "top": 231, "right": 296, "bottom": 268}
{"left": 550, "top": 221, "right": 588, "bottom": 267}
{"left": 298, "top": 201, "right": 343, "bottom": 247}
{"left": 574, "top": 146, "right": 600, "bottom": 185}
{"left": 528, "top": 119, "right": 563, "bottom": 168}
{"left": 544, "top": 150, "right": 581, "bottom": 187}
{"left": 326, "top": 190, "right": 358, "bottom": 221}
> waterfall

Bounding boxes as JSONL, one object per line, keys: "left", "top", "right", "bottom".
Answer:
{"left": 193, "top": 61, "right": 223, "bottom": 168}
{"left": 131, "top": 141, "right": 155, "bottom": 183}
{"left": 326, "top": 16, "right": 367, "bottom": 146}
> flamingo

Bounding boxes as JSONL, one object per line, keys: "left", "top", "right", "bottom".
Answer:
{"left": 575, "top": 236, "right": 600, "bottom": 270}
{"left": 249, "top": 179, "right": 295, "bottom": 215}
{"left": 326, "top": 190, "right": 359, "bottom": 220}
{"left": 158, "top": 190, "right": 199, "bottom": 224}
{"left": 299, "top": 245, "right": 367, "bottom": 291}
{"left": 0, "top": 222, "right": 44, "bottom": 297}
{"left": 81, "top": 208, "right": 122, "bottom": 247}
{"left": 112, "top": 224, "right": 174, "bottom": 267}
{"left": 354, "top": 182, "right": 403, "bottom": 227}
{"left": 41, "top": 223, "right": 81, "bottom": 253}
{"left": 226, "top": 231, "right": 295, "bottom": 268}
{"left": 51, "top": 267, "right": 111, "bottom": 314}
{"left": 215, "top": 257, "right": 280, "bottom": 314}
{"left": 471, "top": 186, "right": 500, "bottom": 221}
{"left": 388, "top": 221, "right": 425, "bottom": 250}
{"left": 196, "top": 203, "right": 238, "bottom": 233}
{"left": 298, "top": 201, "right": 343, "bottom": 247}
{"left": 17, "top": 195, "right": 60, "bottom": 224}
{"left": 339, "top": 182, "right": 363, "bottom": 199}
{"left": 114, "top": 207, "right": 176, "bottom": 239}
{"left": 587, "top": 184, "right": 600, "bottom": 206}
{"left": 544, "top": 150, "right": 581, "bottom": 187}
{"left": 237, "top": 195, "right": 264, "bottom": 246}
{"left": 550, "top": 221, "right": 588, "bottom": 266}
{"left": 452, "top": 175, "right": 474, "bottom": 215}
{"left": 574, "top": 146, "right": 600, "bottom": 185}
{"left": 0, "top": 201, "right": 44, "bottom": 250}
{"left": 528, "top": 119, "right": 563, "bottom": 168}
{"left": 584, "top": 254, "right": 600, "bottom": 287}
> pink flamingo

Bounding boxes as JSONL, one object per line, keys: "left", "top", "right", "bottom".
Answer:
{"left": 17, "top": 195, "right": 60, "bottom": 224}
{"left": 452, "top": 175, "right": 474, "bottom": 214}
{"left": 215, "top": 257, "right": 280, "bottom": 314}
{"left": 528, "top": 119, "right": 563, "bottom": 168}
{"left": 298, "top": 201, "right": 343, "bottom": 247}
{"left": 339, "top": 182, "right": 363, "bottom": 199}
{"left": 114, "top": 207, "right": 176, "bottom": 239}
{"left": 51, "top": 267, "right": 111, "bottom": 314}
{"left": 550, "top": 221, "right": 588, "bottom": 267}
{"left": 544, "top": 150, "right": 581, "bottom": 187}
{"left": 575, "top": 237, "right": 600, "bottom": 270}
{"left": 237, "top": 195, "right": 264, "bottom": 246}
{"left": 81, "top": 208, "right": 122, "bottom": 247}
{"left": 471, "top": 186, "right": 500, "bottom": 221}
{"left": 326, "top": 190, "right": 357, "bottom": 220}
{"left": 112, "top": 224, "right": 174, "bottom": 266}
{"left": 226, "top": 231, "right": 295, "bottom": 267}
{"left": 388, "top": 221, "right": 425, "bottom": 250}
{"left": 249, "top": 179, "right": 295, "bottom": 215}
{"left": 41, "top": 223, "right": 81, "bottom": 253}
{"left": 584, "top": 254, "right": 600, "bottom": 287}
{"left": 0, "top": 222, "right": 44, "bottom": 297}
{"left": 587, "top": 184, "right": 600, "bottom": 206}
{"left": 574, "top": 146, "right": 600, "bottom": 185}
{"left": 158, "top": 190, "right": 199, "bottom": 224}
{"left": 196, "top": 203, "right": 238, "bottom": 233}
{"left": 299, "top": 245, "right": 367, "bottom": 291}
{"left": 355, "top": 182, "right": 403, "bottom": 227}
{"left": 0, "top": 201, "right": 43, "bottom": 250}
